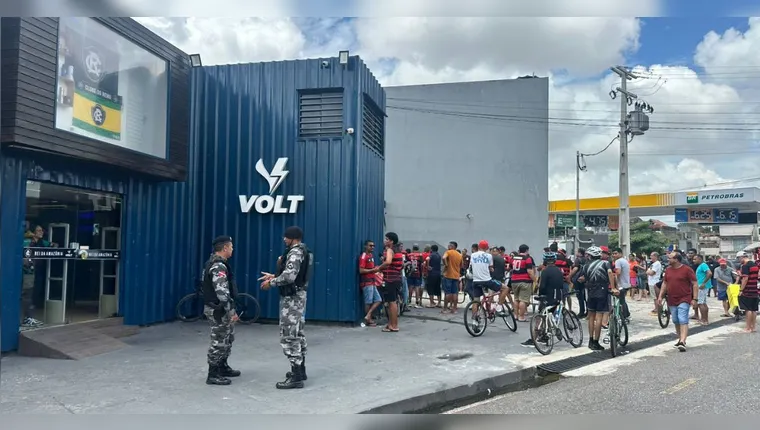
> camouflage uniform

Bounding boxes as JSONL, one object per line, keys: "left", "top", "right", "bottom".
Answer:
{"left": 203, "top": 255, "right": 235, "bottom": 366}
{"left": 270, "top": 244, "right": 309, "bottom": 366}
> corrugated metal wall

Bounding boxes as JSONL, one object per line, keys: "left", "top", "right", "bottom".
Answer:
{"left": 0, "top": 149, "right": 200, "bottom": 352}
{"left": 192, "top": 56, "right": 385, "bottom": 323}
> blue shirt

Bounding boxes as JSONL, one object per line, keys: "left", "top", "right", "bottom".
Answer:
{"left": 696, "top": 262, "right": 712, "bottom": 289}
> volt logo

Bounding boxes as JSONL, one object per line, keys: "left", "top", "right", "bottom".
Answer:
{"left": 239, "top": 157, "right": 305, "bottom": 214}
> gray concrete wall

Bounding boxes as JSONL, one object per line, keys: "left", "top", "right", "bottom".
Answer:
{"left": 384, "top": 78, "right": 549, "bottom": 253}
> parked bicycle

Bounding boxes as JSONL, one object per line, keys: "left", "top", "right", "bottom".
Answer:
{"left": 529, "top": 291, "right": 583, "bottom": 355}
{"left": 176, "top": 280, "right": 261, "bottom": 324}
{"left": 606, "top": 293, "right": 629, "bottom": 357}
{"left": 463, "top": 287, "right": 518, "bottom": 337}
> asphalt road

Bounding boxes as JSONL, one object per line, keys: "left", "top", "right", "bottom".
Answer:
{"left": 448, "top": 324, "right": 760, "bottom": 414}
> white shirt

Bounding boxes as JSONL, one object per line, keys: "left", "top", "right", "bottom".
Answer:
{"left": 647, "top": 260, "right": 662, "bottom": 286}
{"left": 470, "top": 251, "right": 493, "bottom": 282}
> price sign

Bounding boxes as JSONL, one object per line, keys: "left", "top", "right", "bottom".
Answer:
{"left": 688, "top": 208, "right": 714, "bottom": 223}
{"left": 674, "top": 208, "right": 688, "bottom": 223}
{"left": 712, "top": 208, "right": 739, "bottom": 224}
{"left": 583, "top": 215, "right": 608, "bottom": 228}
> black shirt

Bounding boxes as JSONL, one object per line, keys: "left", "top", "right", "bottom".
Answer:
{"left": 539, "top": 264, "right": 564, "bottom": 304}
{"left": 492, "top": 254, "right": 506, "bottom": 282}
{"left": 427, "top": 252, "right": 442, "bottom": 277}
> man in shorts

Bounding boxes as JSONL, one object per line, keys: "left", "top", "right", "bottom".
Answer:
{"left": 468, "top": 241, "right": 497, "bottom": 322}
{"left": 737, "top": 251, "right": 758, "bottom": 333}
{"left": 358, "top": 240, "right": 382, "bottom": 326}
{"left": 509, "top": 244, "right": 536, "bottom": 322}
{"left": 578, "top": 246, "right": 614, "bottom": 351}
{"left": 659, "top": 252, "right": 698, "bottom": 351}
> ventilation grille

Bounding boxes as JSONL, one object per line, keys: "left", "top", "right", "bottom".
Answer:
{"left": 298, "top": 90, "right": 344, "bottom": 138}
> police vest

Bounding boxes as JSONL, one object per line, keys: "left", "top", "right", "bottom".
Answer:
{"left": 202, "top": 258, "right": 237, "bottom": 307}
{"left": 277, "top": 244, "right": 314, "bottom": 293}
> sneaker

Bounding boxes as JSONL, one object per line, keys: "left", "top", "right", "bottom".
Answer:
{"left": 674, "top": 341, "right": 682, "bottom": 349}
{"left": 521, "top": 339, "right": 535, "bottom": 347}
{"left": 678, "top": 343, "right": 686, "bottom": 352}
{"left": 23, "top": 317, "right": 43, "bottom": 327}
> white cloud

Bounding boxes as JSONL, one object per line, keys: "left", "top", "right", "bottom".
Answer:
{"left": 136, "top": 16, "right": 760, "bottom": 205}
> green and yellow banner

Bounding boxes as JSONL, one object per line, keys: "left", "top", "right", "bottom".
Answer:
{"left": 71, "top": 88, "right": 122, "bottom": 140}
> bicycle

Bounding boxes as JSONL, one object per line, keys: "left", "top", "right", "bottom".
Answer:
{"left": 607, "top": 293, "right": 629, "bottom": 357}
{"left": 463, "top": 285, "right": 518, "bottom": 337}
{"left": 529, "top": 291, "right": 584, "bottom": 355}
{"left": 657, "top": 295, "right": 670, "bottom": 328}
{"left": 176, "top": 281, "right": 261, "bottom": 324}
{"left": 378, "top": 283, "right": 406, "bottom": 320}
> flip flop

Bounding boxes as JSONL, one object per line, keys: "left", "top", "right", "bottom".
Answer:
{"left": 382, "top": 327, "right": 399, "bottom": 332}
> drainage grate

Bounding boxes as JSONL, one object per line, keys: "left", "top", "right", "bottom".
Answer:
{"left": 537, "top": 317, "right": 736, "bottom": 374}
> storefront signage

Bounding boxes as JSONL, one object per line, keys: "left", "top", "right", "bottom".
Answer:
{"left": 554, "top": 214, "right": 579, "bottom": 228}
{"left": 23, "top": 247, "right": 120, "bottom": 260}
{"left": 684, "top": 190, "right": 748, "bottom": 205}
{"left": 239, "top": 157, "right": 304, "bottom": 214}
{"left": 674, "top": 207, "right": 739, "bottom": 224}
{"left": 54, "top": 18, "right": 169, "bottom": 158}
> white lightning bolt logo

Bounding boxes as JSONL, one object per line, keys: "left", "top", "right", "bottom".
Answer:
{"left": 255, "top": 158, "right": 289, "bottom": 195}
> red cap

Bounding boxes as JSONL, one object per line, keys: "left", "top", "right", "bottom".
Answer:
{"left": 600, "top": 246, "right": 609, "bottom": 252}
{"left": 478, "top": 240, "right": 489, "bottom": 250}
{"left": 718, "top": 259, "right": 727, "bottom": 264}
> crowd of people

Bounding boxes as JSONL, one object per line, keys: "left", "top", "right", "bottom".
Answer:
{"left": 358, "top": 235, "right": 759, "bottom": 351}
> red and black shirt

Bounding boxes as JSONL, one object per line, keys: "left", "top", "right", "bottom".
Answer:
{"left": 740, "top": 261, "right": 759, "bottom": 298}
{"left": 510, "top": 253, "right": 535, "bottom": 283}
{"left": 382, "top": 246, "right": 404, "bottom": 284}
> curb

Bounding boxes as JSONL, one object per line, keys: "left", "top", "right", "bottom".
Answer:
{"left": 358, "top": 317, "right": 741, "bottom": 414}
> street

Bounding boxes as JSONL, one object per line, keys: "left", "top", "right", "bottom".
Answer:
{"left": 447, "top": 324, "right": 760, "bottom": 414}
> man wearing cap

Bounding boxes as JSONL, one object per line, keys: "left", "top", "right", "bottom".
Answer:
{"left": 736, "top": 251, "right": 758, "bottom": 333}
{"left": 713, "top": 258, "right": 735, "bottom": 317}
{"left": 260, "top": 226, "right": 314, "bottom": 389}
{"left": 202, "top": 236, "right": 240, "bottom": 386}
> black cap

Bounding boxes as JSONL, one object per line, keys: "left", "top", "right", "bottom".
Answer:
{"left": 284, "top": 226, "right": 303, "bottom": 240}
{"left": 212, "top": 235, "right": 232, "bottom": 247}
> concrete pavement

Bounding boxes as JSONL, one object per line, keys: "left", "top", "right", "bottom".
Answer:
{"left": 0, "top": 294, "right": 732, "bottom": 414}
{"left": 447, "top": 323, "right": 757, "bottom": 414}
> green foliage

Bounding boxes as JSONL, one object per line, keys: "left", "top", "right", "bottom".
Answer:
{"left": 608, "top": 221, "right": 670, "bottom": 255}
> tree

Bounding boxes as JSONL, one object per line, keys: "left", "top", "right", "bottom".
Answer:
{"left": 608, "top": 221, "right": 670, "bottom": 255}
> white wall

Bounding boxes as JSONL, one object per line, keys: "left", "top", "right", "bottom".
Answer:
{"left": 384, "top": 78, "right": 549, "bottom": 253}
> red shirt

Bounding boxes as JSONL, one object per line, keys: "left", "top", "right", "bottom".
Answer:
{"left": 510, "top": 254, "right": 535, "bottom": 283}
{"left": 358, "top": 252, "right": 376, "bottom": 288}
{"left": 740, "top": 261, "right": 759, "bottom": 298}
{"left": 422, "top": 252, "right": 430, "bottom": 275}
{"left": 663, "top": 264, "right": 696, "bottom": 307}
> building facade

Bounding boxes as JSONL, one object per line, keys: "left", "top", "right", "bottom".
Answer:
{"left": 1, "top": 18, "right": 386, "bottom": 353}
{"left": 384, "top": 78, "right": 549, "bottom": 252}
{"left": 0, "top": 17, "right": 193, "bottom": 352}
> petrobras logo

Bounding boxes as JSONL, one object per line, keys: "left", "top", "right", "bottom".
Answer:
{"left": 239, "top": 157, "right": 305, "bottom": 214}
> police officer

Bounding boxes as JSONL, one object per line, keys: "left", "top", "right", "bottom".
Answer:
{"left": 202, "top": 236, "right": 241, "bottom": 386}
{"left": 260, "top": 226, "right": 313, "bottom": 389}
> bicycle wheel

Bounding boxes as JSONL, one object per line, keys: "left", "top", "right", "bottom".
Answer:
{"left": 176, "top": 293, "right": 204, "bottom": 322}
{"left": 464, "top": 301, "right": 488, "bottom": 337}
{"left": 619, "top": 318, "right": 629, "bottom": 347}
{"left": 562, "top": 309, "right": 584, "bottom": 348}
{"left": 609, "top": 314, "right": 619, "bottom": 357}
{"left": 501, "top": 303, "right": 518, "bottom": 332}
{"left": 235, "top": 293, "right": 261, "bottom": 324}
{"left": 658, "top": 300, "right": 670, "bottom": 328}
{"left": 530, "top": 314, "right": 554, "bottom": 355}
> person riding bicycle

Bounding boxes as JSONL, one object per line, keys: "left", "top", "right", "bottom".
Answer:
{"left": 469, "top": 240, "right": 496, "bottom": 311}
{"left": 520, "top": 251, "right": 564, "bottom": 347}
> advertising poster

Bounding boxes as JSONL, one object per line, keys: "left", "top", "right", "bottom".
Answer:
{"left": 56, "top": 18, "right": 123, "bottom": 142}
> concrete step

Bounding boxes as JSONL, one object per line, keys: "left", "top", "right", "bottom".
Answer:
{"left": 18, "top": 318, "right": 138, "bottom": 360}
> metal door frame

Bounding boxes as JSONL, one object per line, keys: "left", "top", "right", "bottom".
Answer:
{"left": 99, "top": 227, "right": 121, "bottom": 318}
{"left": 45, "top": 223, "right": 70, "bottom": 325}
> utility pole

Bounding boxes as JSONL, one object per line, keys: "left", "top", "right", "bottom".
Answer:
{"left": 575, "top": 150, "right": 581, "bottom": 255}
{"left": 610, "top": 66, "right": 638, "bottom": 257}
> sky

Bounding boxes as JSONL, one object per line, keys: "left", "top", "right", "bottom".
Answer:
{"left": 135, "top": 14, "right": 760, "bottom": 222}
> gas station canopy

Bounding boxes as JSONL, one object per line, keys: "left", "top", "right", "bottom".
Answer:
{"left": 548, "top": 187, "right": 760, "bottom": 227}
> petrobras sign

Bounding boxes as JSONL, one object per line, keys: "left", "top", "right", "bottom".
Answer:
{"left": 239, "top": 157, "right": 304, "bottom": 214}
{"left": 677, "top": 187, "right": 755, "bottom": 206}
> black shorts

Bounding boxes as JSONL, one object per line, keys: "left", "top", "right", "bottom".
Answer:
{"left": 426, "top": 275, "right": 442, "bottom": 297}
{"left": 739, "top": 295, "right": 759, "bottom": 312}
{"left": 473, "top": 280, "right": 501, "bottom": 298}
{"left": 586, "top": 295, "right": 610, "bottom": 313}
{"left": 381, "top": 281, "right": 401, "bottom": 303}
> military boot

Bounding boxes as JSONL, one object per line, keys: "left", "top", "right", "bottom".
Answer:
{"left": 206, "top": 364, "right": 232, "bottom": 386}
{"left": 286, "top": 357, "right": 307, "bottom": 381}
{"left": 219, "top": 359, "right": 241, "bottom": 377}
{"left": 276, "top": 364, "right": 304, "bottom": 389}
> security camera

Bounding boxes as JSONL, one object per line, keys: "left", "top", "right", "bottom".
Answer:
{"left": 321, "top": 60, "right": 330, "bottom": 68}
{"left": 346, "top": 127, "right": 355, "bottom": 134}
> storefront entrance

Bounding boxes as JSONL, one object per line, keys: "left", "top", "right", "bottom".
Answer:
{"left": 22, "top": 181, "right": 122, "bottom": 329}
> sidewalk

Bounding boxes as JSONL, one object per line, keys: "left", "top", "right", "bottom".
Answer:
{"left": 0, "top": 295, "right": 729, "bottom": 414}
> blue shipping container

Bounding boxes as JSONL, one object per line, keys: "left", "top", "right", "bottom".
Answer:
{"left": 191, "top": 56, "right": 385, "bottom": 323}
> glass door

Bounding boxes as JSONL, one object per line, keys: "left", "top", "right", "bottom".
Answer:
{"left": 99, "top": 227, "right": 121, "bottom": 318}
{"left": 44, "top": 223, "right": 71, "bottom": 325}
